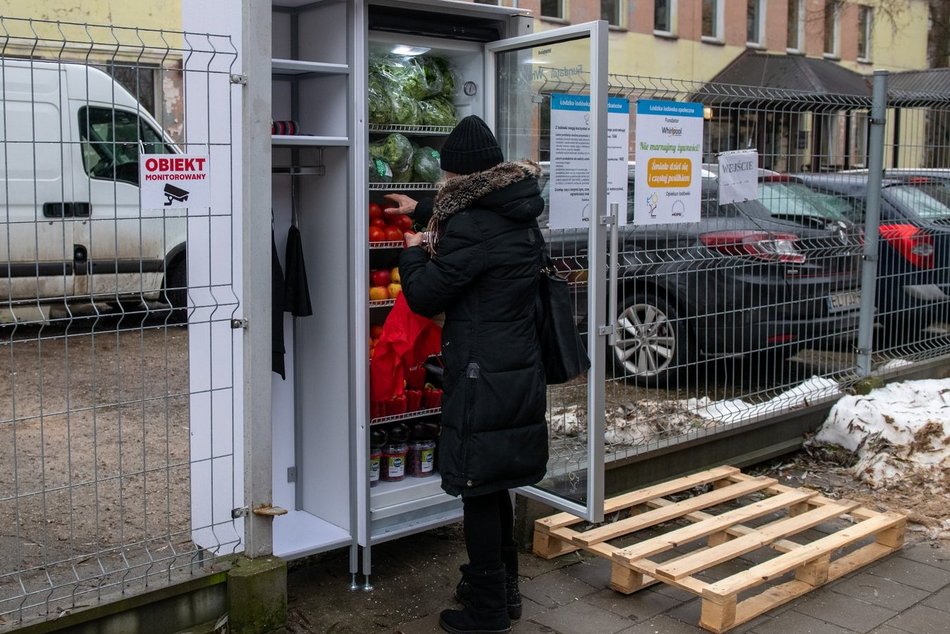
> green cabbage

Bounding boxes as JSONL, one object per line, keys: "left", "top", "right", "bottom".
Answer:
{"left": 412, "top": 147, "right": 441, "bottom": 183}
{"left": 369, "top": 133, "right": 414, "bottom": 175}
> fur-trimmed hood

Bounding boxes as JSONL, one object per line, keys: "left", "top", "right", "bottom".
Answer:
{"left": 431, "top": 160, "right": 542, "bottom": 221}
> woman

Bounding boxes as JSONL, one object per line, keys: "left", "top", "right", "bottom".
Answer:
{"left": 395, "top": 115, "right": 548, "bottom": 634}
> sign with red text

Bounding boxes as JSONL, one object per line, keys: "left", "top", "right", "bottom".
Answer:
{"left": 140, "top": 154, "right": 211, "bottom": 209}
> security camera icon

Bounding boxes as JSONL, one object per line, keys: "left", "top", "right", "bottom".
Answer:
{"left": 163, "top": 183, "right": 189, "bottom": 206}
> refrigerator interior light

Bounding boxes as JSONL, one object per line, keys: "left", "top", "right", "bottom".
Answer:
{"left": 391, "top": 45, "right": 431, "bottom": 56}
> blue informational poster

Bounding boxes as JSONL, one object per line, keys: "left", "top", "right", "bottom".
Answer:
{"left": 549, "top": 93, "right": 630, "bottom": 230}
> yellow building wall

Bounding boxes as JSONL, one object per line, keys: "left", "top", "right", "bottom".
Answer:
{"left": 842, "top": 0, "right": 930, "bottom": 73}
{"left": 1, "top": 0, "right": 183, "bottom": 63}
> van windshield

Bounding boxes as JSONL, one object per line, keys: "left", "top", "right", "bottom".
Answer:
{"left": 79, "top": 107, "right": 173, "bottom": 186}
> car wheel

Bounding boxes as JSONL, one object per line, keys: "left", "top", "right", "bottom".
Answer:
{"left": 610, "top": 292, "right": 688, "bottom": 387}
{"left": 163, "top": 256, "right": 187, "bottom": 323}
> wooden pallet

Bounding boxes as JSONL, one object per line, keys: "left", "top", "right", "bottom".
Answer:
{"left": 533, "top": 466, "right": 906, "bottom": 633}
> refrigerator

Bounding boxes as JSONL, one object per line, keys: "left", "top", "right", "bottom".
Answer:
{"left": 197, "top": 0, "right": 611, "bottom": 585}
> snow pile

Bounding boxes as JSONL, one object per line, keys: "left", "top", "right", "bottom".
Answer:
{"left": 685, "top": 376, "right": 841, "bottom": 424}
{"left": 813, "top": 379, "right": 950, "bottom": 488}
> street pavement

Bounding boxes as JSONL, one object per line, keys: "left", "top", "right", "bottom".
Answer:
{"left": 287, "top": 521, "right": 950, "bottom": 633}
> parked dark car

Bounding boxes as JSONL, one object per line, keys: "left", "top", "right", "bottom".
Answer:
{"left": 539, "top": 168, "right": 864, "bottom": 386}
{"left": 792, "top": 172, "right": 950, "bottom": 344}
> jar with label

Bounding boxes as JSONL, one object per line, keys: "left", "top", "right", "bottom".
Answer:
{"left": 370, "top": 429, "right": 387, "bottom": 487}
{"left": 381, "top": 441, "right": 408, "bottom": 482}
{"left": 406, "top": 439, "right": 436, "bottom": 477}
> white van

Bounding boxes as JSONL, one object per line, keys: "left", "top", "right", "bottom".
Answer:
{"left": 0, "top": 58, "right": 186, "bottom": 317}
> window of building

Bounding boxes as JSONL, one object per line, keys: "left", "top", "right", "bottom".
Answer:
{"left": 702, "top": 0, "right": 723, "bottom": 40}
{"left": 602, "top": 0, "right": 623, "bottom": 27}
{"left": 824, "top": 0, "right": 841, "bottom": 57}
{"left": 787, "top": 0, "right": 804, "bottom": 51}
{"left": 473, "top": 0, "right": 499, "bottom": 4}
{"left": 540, "top": 0, "right": 565, "bottom": 20}
{"left": 747, "top": 0, "right": 765, "bottom": 46}
{"left": 655, "top": 0, "right": 676, "bottom": 34}
{"left": 857, "top": 5, "right": 872, "bottom": 61}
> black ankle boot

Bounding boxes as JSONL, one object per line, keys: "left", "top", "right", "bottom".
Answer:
{"left": 441, "top": 566, "right": 511, "bottom": 633}
{"left": 455, "top": 560, "right": 522, "bottom": 620}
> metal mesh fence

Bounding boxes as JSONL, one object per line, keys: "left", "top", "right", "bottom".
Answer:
{"left": 0, "top": 17, "right": 238, "bottom": 628}
{"left": 535, "top": 70, "right": 950, "bottom": 476}
{"left": 2, "top": 12, "right": 949, "bottom": 631}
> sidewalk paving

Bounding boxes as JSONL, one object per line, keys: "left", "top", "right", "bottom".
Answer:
{"left": 286, "top": 524, "right": 950, "bottom": 634}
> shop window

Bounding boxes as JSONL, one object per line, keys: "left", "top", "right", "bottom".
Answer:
{"left": 824, "top": 0, "right": 841, "bottom": 57}
{"left": 857, "top": 5, "right": 872, "bottom": 61}
{"left": 787, "top": 0, "right": 803, "bottom": 51}
{"left": 747, "top": 0, "right": 765, "bottom": 46}
{"left": 654, "top": 0, "right": 676, "bottom": 35}
{"left": 541, "top": 0, "right": 565, "bottom": 20}
{"left": 702, "top": 0, "right": 723, "bottom": 41}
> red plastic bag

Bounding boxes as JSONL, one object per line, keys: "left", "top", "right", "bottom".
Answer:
{"left": 370, "top": 294, "right": 442, "bottom": 402}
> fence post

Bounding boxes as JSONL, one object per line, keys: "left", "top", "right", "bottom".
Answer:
{"left": 242, "top": 0, "right": 275, "bottom": 558}
{"left": 856, "top": 70, "right": 888, "bottom": 377}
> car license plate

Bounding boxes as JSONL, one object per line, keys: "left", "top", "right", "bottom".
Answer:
{"left": 827, "top": 290, "right": 860, "bottom": 312}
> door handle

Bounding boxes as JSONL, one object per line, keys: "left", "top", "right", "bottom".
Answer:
{"left": 43, "top": 202, "right": 91, "bottom": 218}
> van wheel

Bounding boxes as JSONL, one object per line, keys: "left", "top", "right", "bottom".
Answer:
{"left": 610, "top": 292, "right": 690, "bottom": 387}
{"left": 164, "top": 257, "right": 187, "bottom": 322}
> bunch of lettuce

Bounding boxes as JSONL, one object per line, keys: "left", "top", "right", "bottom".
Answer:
{"left": 367, "top": 53, "right": 458, "bottom": 126}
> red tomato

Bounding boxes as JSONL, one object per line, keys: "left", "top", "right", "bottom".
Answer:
{"left": 369, "top": 202, "right": 383, "bottom": 220}
{"left": 385, "top": 226, "right": 403, "bottom": 242}
{"left": 395, "top": 214, "right": 413, "bottom": 231}
{"left": 369, "top": 226, "right": 386, "bottom": 242}
{"left": 370, "top": 217, "right": 387, "bottom": 228}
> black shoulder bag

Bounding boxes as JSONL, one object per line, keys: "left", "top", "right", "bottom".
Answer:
{"left": 535, "top": 235, "right": 590, "bottom": 384}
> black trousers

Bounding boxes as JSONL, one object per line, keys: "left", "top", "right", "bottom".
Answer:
{"left": 462, "top": 489, "right": 514, "bottom": 571}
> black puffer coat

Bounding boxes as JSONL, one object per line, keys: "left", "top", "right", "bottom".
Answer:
{"left": 399, "top": 161, "right": 548, "bottom": 497}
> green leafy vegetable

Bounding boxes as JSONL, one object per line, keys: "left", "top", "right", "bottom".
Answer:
{"left": 412, "top": 147, "right": 442, "bottom": 183}
{"left": 369, "top": 133, "right": 414, "bottom": 175}
{"left": 418, "top": 96, "right": 457, "bottom": 127}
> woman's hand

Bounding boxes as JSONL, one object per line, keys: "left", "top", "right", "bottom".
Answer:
{"left": 383, "top": 193, "right": 417, "bottom": 216}
{"left": 404, "top": 231, "right": 426, "bottom": 248}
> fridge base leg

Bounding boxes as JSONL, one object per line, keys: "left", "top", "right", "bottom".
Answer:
{"left": 350, "top": 573, "right": 360, "bottom": 591}
{"left": 362, "top": 574, "right": 373, "bottom": 591}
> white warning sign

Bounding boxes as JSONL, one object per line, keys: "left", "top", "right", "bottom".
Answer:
{"left": 140, "top": 154, "right": 211, "bottom": 209}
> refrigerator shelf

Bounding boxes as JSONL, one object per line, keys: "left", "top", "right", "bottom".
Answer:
{"left": 370, "top": 407, "right": 441, "bottom": 426}
{"left": 369, "top": 240, "right": 405, "bottom": 250}
{"left": 368, "top": 183, "right": 439, "bottom": 191}
{"left": 369, "top": 123, "right": 454, "bottom": 136}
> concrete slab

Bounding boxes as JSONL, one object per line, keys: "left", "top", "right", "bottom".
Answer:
{"left": 750, "top": 611, "right": 852, "bottom": 634}
{"left": 617, "top": 613, "right": 705, "bottom": 633}
{"left": 582, "top": 587, "right": 680, "bottom": 620}
{"left": 785, "top": 591, "right": 897, "bottom": 633}
{"left": 519, "top": 570, "right": 599, "bottom": 609}
{"left": 530, "top": 599, "right": 634, "bottom": 634}
{"left": 881, "top": 604, "right": 950, "bottom": 634}
{"left": 867, "top": 554, "right": 950, "bottom": 592}
{"left": 830, "top": 571, "right": 931, "bottom": 611}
